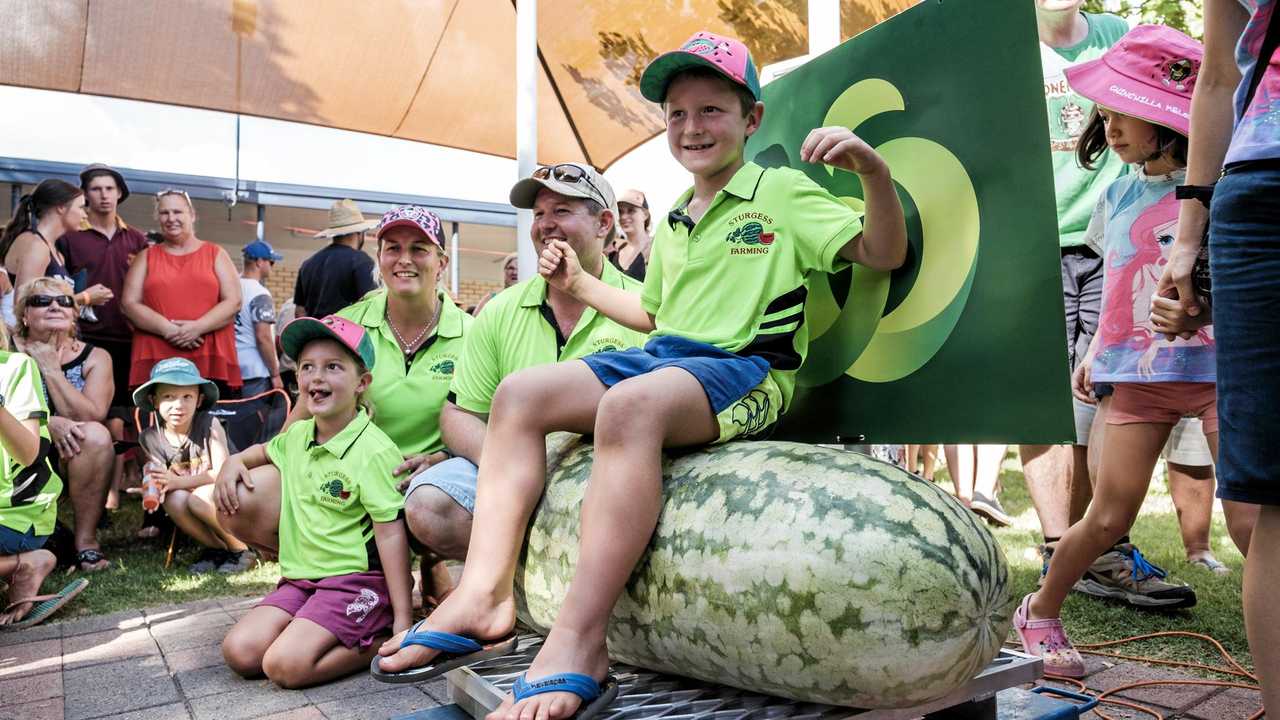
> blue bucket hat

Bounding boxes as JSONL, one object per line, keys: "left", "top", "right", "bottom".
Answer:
{"left": 132, "top": 358, "right": 220, "bottom": 413}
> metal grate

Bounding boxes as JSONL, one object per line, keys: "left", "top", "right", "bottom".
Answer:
{"left": 442, "top": 635, "right": 1044, "bottom": 720}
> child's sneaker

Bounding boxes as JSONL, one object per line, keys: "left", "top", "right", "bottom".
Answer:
{"left": 217, "top": 550, "right": 258, "bottom": 574}
{"left": 188, "top": 549, "right": 228, "bottom": 574}
{"left": 1012, "top": 593, "right": 1086, "bottom": 677}
{"left": 970, "top": 492, "right": 1012, "bottom": 527}
{"left": 1074, "top": 543, "right": 1196, "bottom": 609}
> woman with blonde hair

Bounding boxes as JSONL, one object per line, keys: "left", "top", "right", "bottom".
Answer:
{"left": 13, "top": 277, "right": 116, "bottom": 571}
{"left": 121, "top": 190, "right": 241, "bottom": 394}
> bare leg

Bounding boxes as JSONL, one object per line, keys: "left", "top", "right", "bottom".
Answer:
{"left": 1029, "top": 423, "right": 1170, "bottom": 620}
{"left": 188, "top": 485, "right": 248, "bottom": 552}
{"left": 974, "top": 445, "right": 1006, "bottom": 497}
{"left": 491, "top": 367, "right": 718, "bottom": 720}
{"left": 263, "top": 617, "right": 388, "bottom": 689}
{"left": 1202, "top": 432, "right": 1260, "bottom": 557}
{"left": 920, "top": 444, "right": 938, "bottom": 481}
{"left": 1020, "top": 444, "right": 1072, "bottom": 539}
{"left": 223, "top": 605, "right": 293, "bottom": 677}
{"left": 0, "top": 549, "right": 57, "bottom": 625}
{"left": 404, "top": 486, "right": 472, "bottom": 605}
{"left": 904, "top": 445, "right": 919, "bottom": 474}
{"left": 1243, "top": 504, "right": 1280, "bottom": 714}
{"left": 66, "top": 422, "right": 114, "bottom": 569}
{"left": 1069, "top": 444, "right": 1093, "bottom": 526}
{"left": 945, "top": 445, "right": 975, "bottom": 506}
{"left": 217, "top": 464, "right": 281, "bottom": 559}
{"left": 164, "top": 490, "right": 225, "bottom": 550}
{"left": 377, "top": 361, "right": 608, "bottom": 673}
{"left": 1167, "top": 462, "right": 1217, "bottom": 563}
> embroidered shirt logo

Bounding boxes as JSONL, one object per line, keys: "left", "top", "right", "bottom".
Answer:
{"left": 428, "top": 357, "right": 456, "bottom": 380}
{"left": 725, "top": 221, "right": 776, "bottom": 255}
{"left": 345, "top": 588, "right": 379, "bottom": 624}
{"left": 318, "top": 473, "right": 352, "bottom": 506}
{"left": 591, "top": 337, "right": 624, "bottom": 354}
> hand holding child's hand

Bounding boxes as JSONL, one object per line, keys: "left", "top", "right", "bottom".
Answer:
{"left": 214, "top": 457, "right": 254, "bottom": 516}
{"left": 801, "top": 127, "right": 888, "bottom": 178}
{"left": 1149, "top": 291, "right": 1208, "bottom": 341}
{"left": 539, "top": 239, "right": 584, "bottom": 295}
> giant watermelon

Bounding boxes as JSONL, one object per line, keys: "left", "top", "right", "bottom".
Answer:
{"left": 513, "top": 434, "right": 1013, "bottom": 709}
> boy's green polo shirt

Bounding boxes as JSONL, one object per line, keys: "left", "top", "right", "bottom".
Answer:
{"left": 338, "top": 290, "right": 471, "bottom": 456}
{"left": 642, "top": 162, "right": 863, "bottom": 410}
{"left": 0, "top": 352, "right": 60, "bottom": 536}
{"left": 452, "top": 261, "right": 647, "bottom": 415}
{"left": 267, "top": 410, "right": 405, "bottom": 580}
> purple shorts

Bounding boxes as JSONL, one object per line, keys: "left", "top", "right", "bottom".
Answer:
{"left": 258, "top": 571, "right": 393, "bottom": 650}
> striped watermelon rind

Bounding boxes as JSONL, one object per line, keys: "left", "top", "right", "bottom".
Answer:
{"left": 514, "top": 434, "right": 1013, "bottom": 709}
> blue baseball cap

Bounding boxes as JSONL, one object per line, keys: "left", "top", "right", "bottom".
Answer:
{"left": 243, "top": 239, "right": 283, "bottom": 261}
{"left": 132, "top": 357, "right": 220, "bottom": 413}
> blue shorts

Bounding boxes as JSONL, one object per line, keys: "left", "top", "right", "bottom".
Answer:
{"left": 581, "top": 336, "right": 782, "bottom": 443}
{"left": 0, "top": 525, "right": 49, "bottom": 555}
{"left": 1210, "top": 165, "right": 1280, "bottom": 506}
{"left": 406, "top": 457, "right": 478, "bottom": 514}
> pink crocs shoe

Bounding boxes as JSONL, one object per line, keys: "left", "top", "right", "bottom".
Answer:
{"left": 1013, "top": 593, "right": 1086, "bottom": 677}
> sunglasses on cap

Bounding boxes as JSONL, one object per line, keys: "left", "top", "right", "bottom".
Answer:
{"left": 29, "top": 294, "right": 75, "bottom": 308}
{"left": 532, "top": 164, "right": 608, "bottom": 207}
{"left": 156, "top": 188, "right": 192, "bottom": 204}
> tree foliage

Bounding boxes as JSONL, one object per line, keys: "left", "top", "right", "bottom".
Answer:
{"left": 1082, "top": 0, "right": 1204, "bottom": 39}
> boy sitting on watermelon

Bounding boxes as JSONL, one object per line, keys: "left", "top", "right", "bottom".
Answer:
{"left": 374, "top": 31, "right": 907, "bottom": 720}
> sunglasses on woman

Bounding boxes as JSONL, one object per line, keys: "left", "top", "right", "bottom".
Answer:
{"left": 532, "top": 164, "right": 609, "bottom": 208}
{"left": 29, "top": 294, "right": 75, "bottom": 308}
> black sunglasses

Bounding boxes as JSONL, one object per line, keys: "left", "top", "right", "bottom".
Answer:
{"left": 533, "top": 164, "right": 608, "bottom": 207}
{"left": 29, "top": 294, "right": 75, "bottom": 308}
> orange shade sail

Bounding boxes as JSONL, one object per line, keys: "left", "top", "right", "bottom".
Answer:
{"left": 2, "top": 0, "right": 916, "bottom": 169}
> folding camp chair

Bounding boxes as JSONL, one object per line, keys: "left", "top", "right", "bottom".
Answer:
{"left": 134, "top": 388, "right": 292, "bottom": 568}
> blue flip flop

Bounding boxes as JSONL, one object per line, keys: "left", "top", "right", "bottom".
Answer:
{"left": 3, "top": 577, "right": 89, "bottom": 630}
{"left": 370, "top": 623, "right": 518, "bottom": 684}
{"left": 512, "top": 672, "right": 620, "bottom": 720}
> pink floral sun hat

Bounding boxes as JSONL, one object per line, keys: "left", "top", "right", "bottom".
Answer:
{"left": 1065, "top": 24, "right": 1203, "bottom": 136}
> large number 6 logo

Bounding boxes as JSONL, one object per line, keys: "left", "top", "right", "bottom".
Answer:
{"left": 801, "top": 79, "right": 981, "bottom": 386}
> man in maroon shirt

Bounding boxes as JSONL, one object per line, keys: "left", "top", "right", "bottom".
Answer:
{"left": 58, "top": 164, "right": 149, "bottom": 406}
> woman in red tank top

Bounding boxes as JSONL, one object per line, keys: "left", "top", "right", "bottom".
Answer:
{"left": 121, "top": 191, "right": 242, "bottom": 391}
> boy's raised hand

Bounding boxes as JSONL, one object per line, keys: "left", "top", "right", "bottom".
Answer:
{"left": 214, "top": 456, "right": 254, "bottom": 515}
{"left": 801, "top": 127, "right": 887, "bottom": 178}
{"left": 539, "top": 239, "right": 584, "bottom": 294}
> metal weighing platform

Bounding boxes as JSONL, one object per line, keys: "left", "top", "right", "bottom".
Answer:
{"left": 394, "top": 635, "right": 1063, "bottom": 720}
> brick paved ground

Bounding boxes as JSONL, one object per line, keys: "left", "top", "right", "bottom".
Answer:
{"left": 0, "top": 598, "right": 1265, "bottom": 719}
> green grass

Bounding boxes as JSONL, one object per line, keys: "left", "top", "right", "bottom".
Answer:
{"left": 37, "top": 501, "right": 281, "bottom": 620}
{"left": 935, "top": 452, "right": 1253, "bottom": 679}
{"left": 12, "top": 452, "right": 1253, "bottom": 680}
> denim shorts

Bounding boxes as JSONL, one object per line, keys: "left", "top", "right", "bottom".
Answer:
{"left": 1210, "top": 165, "right": 1280, "bottom": 505}
{"left": 0, "top": 525, "right": 49, "bottom": 555}
{"left": 406, "top": 457, "right": 478, "bottom": 514}
{"left": 582, "top": 336, "right": 781, "bottom": 443}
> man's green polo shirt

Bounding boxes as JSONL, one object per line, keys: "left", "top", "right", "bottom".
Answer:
{"left": 452, "top": 261, "right": 647, "bottom": 415}
{"left": 266, "top": 410, "right": 404, "bottom": 580}
{"left": 642, "top": 162, "right": 863, "bottom": 410}
{"left": 338, "top": 290, "right": 471, "bottom": 456}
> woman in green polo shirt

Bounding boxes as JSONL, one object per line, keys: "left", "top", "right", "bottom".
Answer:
{"left": 215, "top": 207, "right": 469, "bottom": 568}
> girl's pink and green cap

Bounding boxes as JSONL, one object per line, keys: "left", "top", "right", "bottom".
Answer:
{"left": 1064, "top": 24, "right": 1201, "bottom": 136}
{"left": 282, "top": 315, "right": 376, "bottom": 370}
{"left": 640, "top": 31, "right": 761, "bottom": 103}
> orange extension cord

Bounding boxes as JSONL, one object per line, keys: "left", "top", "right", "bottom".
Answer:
{"left": 1025, "top": 631, "right": 1265, "bottom": 719}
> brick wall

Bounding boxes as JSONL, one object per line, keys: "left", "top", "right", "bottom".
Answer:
{"left": 455, "top": 280, "right": 503, "bottom": 310}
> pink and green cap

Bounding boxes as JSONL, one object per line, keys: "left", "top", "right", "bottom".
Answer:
{"left": 281, "top": 315, "right": 377, "bottom": 370}
{"left": 640, "top": 31, "right": 761, "bottom": 103}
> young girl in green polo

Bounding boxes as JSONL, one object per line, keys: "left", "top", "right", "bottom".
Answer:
{"left": 375, "top": 31, "right": 907, "bottom": 720}
{"left": 220, "top": 315, "right": 413, "bottom": 689}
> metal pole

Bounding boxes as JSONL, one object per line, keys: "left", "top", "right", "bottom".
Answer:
{"left": 808, "top": 0, "right": 840, "bottom": 55}
{"left": 450, "top": 222, "right": 460, "bottom": 297}
{"left": 515, "top": 0, "right": 538, "bottom": 281}
{"left": 256, "top": 204, "right": 265, "bottom": 242}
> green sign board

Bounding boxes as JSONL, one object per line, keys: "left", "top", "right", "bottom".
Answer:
{"left": 752, "top": 0, "right": 1074, "bottom": 444}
